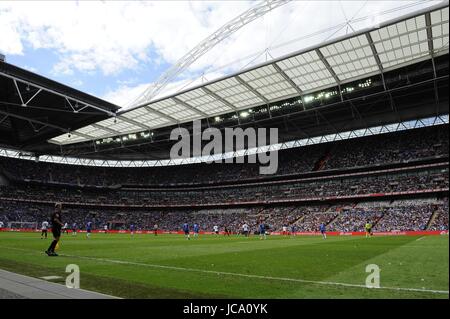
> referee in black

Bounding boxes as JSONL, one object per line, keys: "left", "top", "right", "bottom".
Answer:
{"left": 45, "top": 203, "right": 63, "bottom": 256}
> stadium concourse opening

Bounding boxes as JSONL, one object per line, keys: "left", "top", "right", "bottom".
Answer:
{"left": 0, "top": 0, "right": 448, "bottom": 303}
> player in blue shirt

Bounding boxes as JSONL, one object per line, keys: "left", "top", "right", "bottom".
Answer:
{"left": 130, "top": 224, "right": 135, "bottom": 236}
{"left": 291, "top": 224, "right": 297, "bottom": 237}
{"left": 71, "top": 222, "right": 77, "bottom": 236}
{"left": 183, "top": 223, "right": 190, "bottom": 240}
{"left": 86, "top": 221, "right": 92, "bottom": 239}
{"left": 259, "top": 223, "right": 267, "bottom": 240}
{"left": 319, "top": 223, "right": 327, "bottom": 239}
{"left": 193, "top": 223, "right": 200, "bottom": 238}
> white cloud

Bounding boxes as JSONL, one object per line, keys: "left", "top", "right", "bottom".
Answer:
{"left": 103, "top": 82, "right": 150, "bottom": 107}
{"left": 103, "top": 70, "right": 226, "bottom": 107}
{"left": 71, "top": 79, "right": 83, "bottom": 87}
{"left": 22, "top": 65, "right": 38, "bottom": 73}
{"left": 0, "top": 6, "right": 24, "bottom": 54}
{"left": 0, "top": 1, "right": 252, "bottom": 76}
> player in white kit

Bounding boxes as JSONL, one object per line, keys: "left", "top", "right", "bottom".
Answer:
{"left": 41, "top": 221, "right": 49, "bottom": 239}
{"left": 242, "top": 223, "right": 250, "bottom": 237}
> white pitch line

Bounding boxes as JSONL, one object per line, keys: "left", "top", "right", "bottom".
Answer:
{"left": 40, "top": 276, "right": 63, "bottom": 280}
{"left": 62, "top": 253, "right": 449, "bottom": 295}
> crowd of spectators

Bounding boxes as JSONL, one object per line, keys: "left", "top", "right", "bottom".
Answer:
{"left": 292, "top": 206, "right": 337, "bottom": 231}
{"left": 429, "top": 199, "right": 449, "bottom": 231}
{"left": 0, "top": 199, "right": 447, "bottom": 232}
{"left": 325, "top": 125, "right": 449, "bottom": 170}
{"left": 329, "top": 209, "right": 384, "bottom": 232}
{"left": 373, "top": 205, "right": 436, "bottom": 231}
{"left": 0, "top": 125, "right": 447, "bottom": 187}
{"left": 0, "top": 169, "right": 446, "bottom": 207}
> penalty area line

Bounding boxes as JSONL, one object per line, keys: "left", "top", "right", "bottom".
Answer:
{"left": 62, "top": 253, "right": 449, "bottom": 295}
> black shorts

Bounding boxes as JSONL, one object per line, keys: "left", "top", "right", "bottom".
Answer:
{"left": 52, "top": 227, "right": 61, "bottom": 237}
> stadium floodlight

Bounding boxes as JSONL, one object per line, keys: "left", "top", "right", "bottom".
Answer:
{"left": 303, "top": 95, "right": 314, "bottom": 103}
{"left": 240, "top": 111, "right": 250, "bottom": 118}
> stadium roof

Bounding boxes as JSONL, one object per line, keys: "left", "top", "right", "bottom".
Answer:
{"left": 49, "top": 2, "right": 449, "bottom": 146}
{"left": 0, "top": 61, "right": 119, "bottom": 149}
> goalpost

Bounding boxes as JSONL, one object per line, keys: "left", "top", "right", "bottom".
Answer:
{"left": 7, "top": 221, "right": 38, "bottom": 230}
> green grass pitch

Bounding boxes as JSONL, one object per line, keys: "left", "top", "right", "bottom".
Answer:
{"left": 0, "top": 232, "right": 448, "bottom": 299}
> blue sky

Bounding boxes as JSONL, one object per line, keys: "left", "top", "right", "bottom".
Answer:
{"left": 5, "top": 21, "right": 173, "bottom": 100}
{"left": 0, "top": 1, "right": 441, "bottom": 109}
{"left": 8, "top": 45, "right": 167, "bottom": 95}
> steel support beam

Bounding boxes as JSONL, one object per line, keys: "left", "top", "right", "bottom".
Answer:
{"left": 24, "top": 88, "right": 43, "bottom": 106}
{"left": 119, "top": 116, "right": 152, "bottom": 130}
{"left": 365, "top": 32, "right": 387, "bottom": 91}
{"left": 143, "top": 106, "right": 179, "bottom": 123}
{"left": 27, "top": 120, "right": 47, "bottom": 133}
{"left": 0, "top": 70, "right": 116, "bottom": 116}
{"left": 0, "top": 115, "right": 8, "bottom": 124}
{"left": 201, "top": 87, "right": 237, "bottom": 111}
{"left": 13, "top": 79, "right": 25, "bottom": 105}
{"left": 315, "top": 49, "right": 341, "bottom": 85}
{"left": 235, "top": 75, "right": 269, "bottom": 104}
{"left": 172, "top": 97, "right": 209, "bottom": 117}
{"left": 316, "top": 49, "right": 343, "bottom": 102}
{"left": 425, "top": 12, "right": 435, "bottom": 59}
{"left": 91, "top": 123, "right": 122, "bottom": 135}
{"left": 13, "top": 81, "right": 43, "bottom": 107}
{"left": 71, "top": 131, "right": 97, "bottom": 141}
{"left": 272, "top": 63, "right": 303, "bottom": 95}
{"left": 0, "top": 109, "right": 69, "bottom": 133}
{"left": 425, "top": 12, "right": 440, "bottom": 108}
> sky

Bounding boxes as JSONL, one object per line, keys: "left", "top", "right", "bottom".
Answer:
{"left": 0, "top": 0, "right": 443, "bottom": 110}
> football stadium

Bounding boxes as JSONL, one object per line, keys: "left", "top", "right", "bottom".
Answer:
{"left": 0, "top": 0, "right": 448, "bottom": 302}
